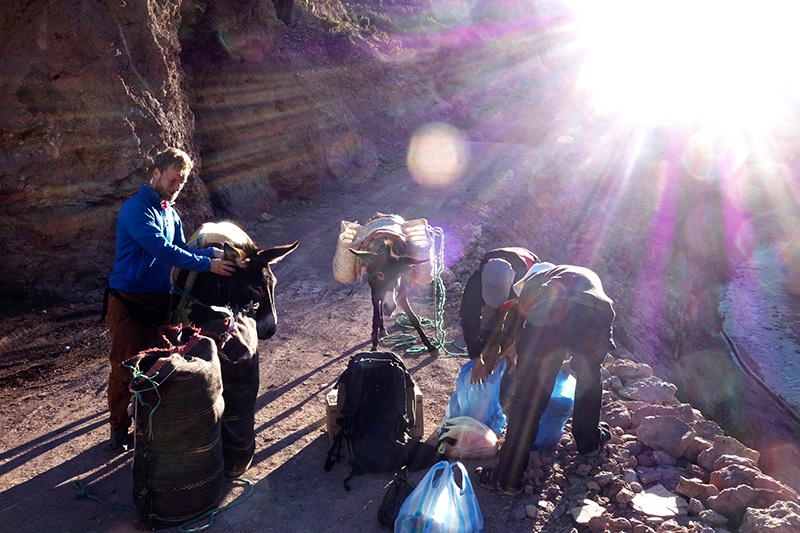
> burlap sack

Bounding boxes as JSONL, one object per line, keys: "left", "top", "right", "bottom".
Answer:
{"left": 125, "top": 325, "right": 225, "bottom": 527}
{"left": 201, "top": 313, "right": 260, "bottom": 478}
{"left": 332, "top": 214, "right": 434, "bottom": 285}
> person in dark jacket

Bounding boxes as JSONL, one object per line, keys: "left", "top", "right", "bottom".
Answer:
{"left": 104, "top": 147, "right": 236, "bottom": 451}
{"left": 459, "top": 247, "right": 540, "bottom": 400}
{"left": 477, "top": 262, "right": 615, "bottom": 495}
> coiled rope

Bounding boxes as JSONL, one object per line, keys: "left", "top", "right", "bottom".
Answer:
{"left": 72, "top": 477, "right": 255, "bottom": 532}
{"left": 381, "top": 226, "right": 467, "bottom": 357}
{"left": 176, "top": 478, "right": 255, "bottom": 533}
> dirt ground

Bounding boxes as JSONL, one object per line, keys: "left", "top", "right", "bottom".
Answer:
{"left": 0, "top": 143, "right": 552, "bottom": 533}
{"left": 3, "top": 140, "right": 800, "bottom": 533}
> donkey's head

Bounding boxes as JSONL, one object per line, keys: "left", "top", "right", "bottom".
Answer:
{"left": 349, "top": 233, "right": 435, "bottom": 352}
{"left": 350, "top": 237, "right": 428, "bottom": 316}
{"left": 194, "top": 239, "right": 299, "bottom": 339}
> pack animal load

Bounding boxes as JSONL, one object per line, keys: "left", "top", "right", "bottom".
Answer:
{"left": 171, "top": 221, "right": 256, "bottom": 325}
{"left": 124, "top": 325, "right": 225, "bottom": 527}
{"left": 324, "top": 351, "right": 420, "bottom": 490}
{"left": 332, "top": 213, "right": 434, "bottom": 285}
{"left": 332, "top": 213, "right": 438, "bottom": 352}
{"left": 170, "top": 221, "right": 297, "bottom": 477}
{"left": 171, "top": 220, "right": 298, "bottom": 340}
{"left": 201, "top": 311, "right": 259, "bottom": 478}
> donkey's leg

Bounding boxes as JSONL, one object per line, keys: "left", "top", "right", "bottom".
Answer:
{"left": 399, "top": 296, "right": 437, "bottom": 353}
{"left": 371, "top": 294, "right": 383, "bottom": 351}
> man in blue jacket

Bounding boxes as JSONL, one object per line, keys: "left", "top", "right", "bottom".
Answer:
{"left": 104, "top": 147, "right": 235, "bottom": 451}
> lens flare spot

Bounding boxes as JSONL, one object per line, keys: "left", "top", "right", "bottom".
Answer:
{"left": 407, "top": 123, "right": 469, "bottom": 188}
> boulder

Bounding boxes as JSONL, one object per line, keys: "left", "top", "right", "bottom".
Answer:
{"left": 636, "top": 416, "right": 692, "bottom": 458}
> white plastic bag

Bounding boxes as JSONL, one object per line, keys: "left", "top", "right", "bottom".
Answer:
{"left": 437, "top": 417, "right": 498, "bottom": 460}
{"left": 395, "top": 460, "right": 484, "bottom": 533}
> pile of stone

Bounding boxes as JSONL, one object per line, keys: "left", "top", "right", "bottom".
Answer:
{"left": 500, "top": 354, "right": 800, "bottom": 533}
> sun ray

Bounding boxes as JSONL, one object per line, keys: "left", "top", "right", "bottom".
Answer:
{"left": 570, "top": 0, "right": 800, "bottom": 129}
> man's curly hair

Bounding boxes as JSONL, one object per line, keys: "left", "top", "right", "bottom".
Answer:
{"left": 151, "top": 147, "right": 193, "bottom": 175}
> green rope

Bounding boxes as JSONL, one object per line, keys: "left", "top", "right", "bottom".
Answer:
{"left": 124, "top": 361, "right": 164, "bottom": 440}
{"left": 382, "top": 313, "right": 434, "bottom": 351}
{"left": 72, "top": 477, "right": 255, "bottom": 532}
{"left": 380, "top": 226, "right": 467, "bottom": 357}
{"left": 72, "top": 480, "right": 137, "bottom": 514}
{"left": 177, "top": 478, "right": 255, "bottom": 533}
{"left": 124, "top": 357, "right": 196, "bottom": 440}
{"left": 170, "top": 282, "right": 198, "bottom": 326}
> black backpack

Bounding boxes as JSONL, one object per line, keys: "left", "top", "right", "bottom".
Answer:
{"left": 324, "top": 351, "right": 417, "bottom": 490}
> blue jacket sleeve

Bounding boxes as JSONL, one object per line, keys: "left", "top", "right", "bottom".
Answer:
{"left": 124, "top": 203, "right": 212, "bottom": 272}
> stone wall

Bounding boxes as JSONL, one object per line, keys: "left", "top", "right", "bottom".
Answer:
{"left": 0, "top": 0, "right": 441, "bottom": 301}
{"left": 0, "top": 0, "right": 205, "bottom": 300}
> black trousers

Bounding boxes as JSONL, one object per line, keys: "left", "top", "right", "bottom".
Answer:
{"left": 493, "top": 300, "right": 614, "bottom": 490}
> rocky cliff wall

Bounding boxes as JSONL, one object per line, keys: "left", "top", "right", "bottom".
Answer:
{"left": 0, "top": 0, "right": 454, "bottom": 301}
{"left": 0, "top": 0, "right": 204, "bottom": 300}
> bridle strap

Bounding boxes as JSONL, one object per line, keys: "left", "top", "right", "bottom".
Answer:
{"left": 172, "top": 264, "right": 264, "bottom": 329}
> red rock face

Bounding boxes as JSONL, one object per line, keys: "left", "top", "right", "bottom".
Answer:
{"left": 1, "top": 0, "right": 202, "bottom": 299}
{"left": 0, "top": 0, "right": 310, "bottom": 299}
{"left": 1, "top": 0, "right": 440, "bottom": 300}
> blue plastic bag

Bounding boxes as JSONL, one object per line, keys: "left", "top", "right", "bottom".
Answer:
{"left": 394, "top": 460, "right": 484, "bottom": 533}
{"left": 532, "top": 370, "right": 576, "bottom": 450}
{"left": 441, "top": 359, "right": 506, "bottom": 435}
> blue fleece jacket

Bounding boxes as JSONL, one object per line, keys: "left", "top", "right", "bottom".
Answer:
{"left": 108, "top": 185, "right": 214, "bottom": 294}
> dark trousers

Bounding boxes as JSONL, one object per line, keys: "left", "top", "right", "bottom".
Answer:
{"left": 105, "top": 292, "right": 162, "bottom": 430}
{"left": 493, "top": 301, "right": 614, "bottom": 490}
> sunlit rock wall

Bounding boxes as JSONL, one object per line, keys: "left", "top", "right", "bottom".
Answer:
{"left": 179, "top": 0, "right": 308, "bottom": 220}
{"left": 0, "top": 0, "right": 209, "bottom": 300}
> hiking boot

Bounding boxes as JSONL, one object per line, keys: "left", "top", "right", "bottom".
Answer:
{"left": 475, "top": 466, "right": 523, "bottom": 497}
{"left": 579, "top": 421, "right": 613, "bottom": 456}
{"left": 598, "top": 421, "right": 612, "bottom": 447}
{"left": 109, "top": 427, "right": 133, "bottom": 452}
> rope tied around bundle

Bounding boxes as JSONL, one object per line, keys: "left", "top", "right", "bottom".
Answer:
{"left": 123, "top": 358, "right": 177, "bottom": 440}
{"left": 72, "top": 477, "right": 255, "bottom": 532}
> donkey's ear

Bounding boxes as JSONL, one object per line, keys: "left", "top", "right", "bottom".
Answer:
{"left": 222, "top": 242, "right": 242, "bottom": 261}
{"left": 397, "top": 255, "right": 429, "bottom": 266}
{"left": 350, "top": 248, "right": 379, "bottom": 259}
{"left": 258, "top": 240, "right": 299, "bottom": 264}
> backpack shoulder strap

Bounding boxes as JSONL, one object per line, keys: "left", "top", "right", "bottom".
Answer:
{"left": 324, "top": 431, "right": 345, "bottom": 472}
{"left": 402, "top": 366, "right": 416, "bottom": 429}
{"left": 336, "top": 354, "right": 367, "bottom": 424}
{"left": 375, "top": 352, "right": 414, "bottom": 430}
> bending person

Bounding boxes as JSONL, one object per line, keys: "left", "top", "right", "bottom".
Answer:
{"left": 459, "top": 247, "right": 539, "bottom": 405}
{"left": 477, "top": 262, "right": 615, "bottom": 495}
